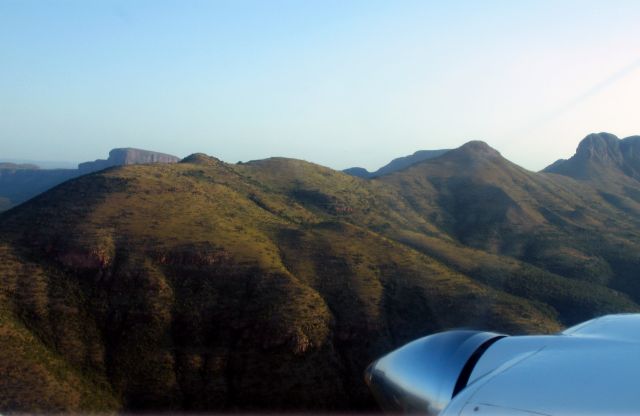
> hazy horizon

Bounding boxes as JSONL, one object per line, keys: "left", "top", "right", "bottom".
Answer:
{"left": 2, "top": 0, "right": 640, "bottom": 171}
{"left": 0, "top": 131, "right": 637, "bottom": 173}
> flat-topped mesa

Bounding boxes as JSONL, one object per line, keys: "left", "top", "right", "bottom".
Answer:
{"left": 78, "top": 148, "right": 180, "bottom": 174}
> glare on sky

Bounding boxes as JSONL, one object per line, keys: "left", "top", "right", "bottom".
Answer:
{"left": 1, "top": 0, "right": 639, "bottom": 171}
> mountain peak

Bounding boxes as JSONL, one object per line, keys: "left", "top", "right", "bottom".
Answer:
{"left": 447, "top": 140, "right": 502, "bottom": 161}
{"left": 343, "top": 142, "right": 498, "bottom": 180}
{"left": 543, "top": 132, "right": 640, "bottom": 181}
{"left": 574, "top": 133, "right": 623, "bottom": 165}
{"left": 181, "top": 153, "right": 221, "bottom": 165}
{"left": 459, "top": 140, "right": 500, "bottom": 154}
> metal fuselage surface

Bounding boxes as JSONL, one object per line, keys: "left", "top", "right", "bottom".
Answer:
{"left": 365, "top": 314, "right": 640, "bottom": 415}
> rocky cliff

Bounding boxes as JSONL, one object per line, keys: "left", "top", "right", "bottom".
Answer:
{"left": 544, "top": 132, "right": 640, "bottom": 181}
{"left": 78, "top": 148, "right": 180, "bottom": 174}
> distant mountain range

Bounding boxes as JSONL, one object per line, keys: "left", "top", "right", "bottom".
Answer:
{"left": 0, "top": 162, "right": 40, "bottom": 170}
{"left": 2, "top": 133, "right": 640, "bottom": 412}
{"left": 0, "top": 148, "right": 180, "bottom": 211}
{"left": 0, "top": 158, "right": 77, "bottom": 169}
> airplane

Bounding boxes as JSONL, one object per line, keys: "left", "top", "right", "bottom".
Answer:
{"left": 365, "top": 314, "right": 640, "bottom": 415}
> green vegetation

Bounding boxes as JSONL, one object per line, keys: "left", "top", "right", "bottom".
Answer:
{"left": 2, "top": 138, "right": 640, "bottom": 412}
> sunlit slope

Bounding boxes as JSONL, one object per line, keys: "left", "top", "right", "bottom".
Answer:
{"left": 0, "top": 153, "right": 567, "bottom": 412}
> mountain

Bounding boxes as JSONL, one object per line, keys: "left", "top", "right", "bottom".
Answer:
{"left": 0, "top": 148, "right": 180, "bottom": 212}
{"left": 379, "top": 140, "right": 640, "bottom": 304}
{"left": 2, "top": 134, "right": 640, "bottom": 412}
{"left": 542, "top": 133, "right": 640, "bottom": 214}
{"left": 344, "top": 149, "right": 450, "bottom": 178}
{"left": 543, "top": 132, "right": 640, "bottom": 182}
{"left": 341, "top": 166, "right": 371, "bottom": 178}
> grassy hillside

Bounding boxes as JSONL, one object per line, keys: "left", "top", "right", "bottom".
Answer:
{"left": 1, "top": 141, "right": 639, "bottom": 412}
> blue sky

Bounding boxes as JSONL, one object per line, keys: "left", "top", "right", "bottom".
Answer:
{"left": 1, "top": 0, "right": 640, "bottom": 170}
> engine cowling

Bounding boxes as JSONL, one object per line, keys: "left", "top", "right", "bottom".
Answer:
{"left": 365, "top": 330, "right": 505, "bottom": 415}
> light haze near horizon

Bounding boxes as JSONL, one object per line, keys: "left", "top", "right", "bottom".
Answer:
{"left": 1, "top": 0, "right": 640, "bottom": 171}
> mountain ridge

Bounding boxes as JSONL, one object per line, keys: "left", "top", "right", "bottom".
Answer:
{"left": 344, "top": 148, "right": 451, "bottom": 178}
{"left": 3, "top": 133, "right": 640, "bottom": 412}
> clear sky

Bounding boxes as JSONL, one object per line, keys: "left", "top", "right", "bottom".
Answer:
{"left": 1, "top": 0, "right": 640, "bottom": 171}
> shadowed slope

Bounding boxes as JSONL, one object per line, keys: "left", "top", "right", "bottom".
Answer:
{"left": 380, "top": 140, "right": 640, "bottom": 305}
{"left": 2, "top": 137, "right": 640, "bottom": 412}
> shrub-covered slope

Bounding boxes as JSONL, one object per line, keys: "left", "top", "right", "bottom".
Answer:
{"left": 1, "top": 138, "right": 640, "bottom": 412}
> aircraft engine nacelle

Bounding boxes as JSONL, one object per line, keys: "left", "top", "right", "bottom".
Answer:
{"left": 365, "top": 314, "right": 640, "bottom": 415}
